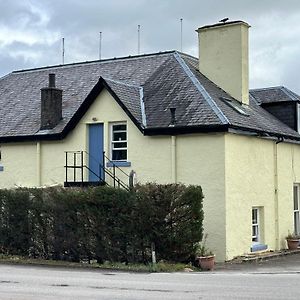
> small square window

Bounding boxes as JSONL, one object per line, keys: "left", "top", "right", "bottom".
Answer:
{"left": 111, "top": 123, "right": 127, "bottom": 161}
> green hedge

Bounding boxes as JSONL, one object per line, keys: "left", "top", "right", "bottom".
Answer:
{"left": 0, "top": 184, "right": 203, "bottom": 263}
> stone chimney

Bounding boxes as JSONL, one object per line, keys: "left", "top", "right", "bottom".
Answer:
{"left": 196, "top": 20, "right": 250, "bottom": 105}
{"left": 40, "top": 73, "right": 62, "bottom": 129}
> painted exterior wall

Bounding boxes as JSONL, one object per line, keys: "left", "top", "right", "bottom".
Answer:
{"left": 0, "top": 143, "right": 37, "bottom": 188}
{"left": 176, "top": 133, "right": 226, "bottom": 261}
{"left": 225, "top": 133, "right": 300, "bottom": 260}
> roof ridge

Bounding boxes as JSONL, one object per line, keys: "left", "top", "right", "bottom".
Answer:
{"left": 250, "top": 86, "right": 284, "bottom": 92}
{"left": 280, "top": 86, "right": 299, "bottom": 101}
{"left": 172, "top": 51, "right": 229, "bottom": 125}
{"left": 12, "top": 50, "right": 177, "bottom": 74}
{"left": 103, "top": 77, "right": 141, "bottom": 89}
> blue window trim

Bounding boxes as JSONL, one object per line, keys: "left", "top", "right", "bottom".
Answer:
{"left": 106, "top": 161, "right": 131, "bottom": 168}
{"left": 0, "top": 165, "right": 3, "bottom": 172}
{"left": 251, "top": 244, "right": 268, "bottom": 252}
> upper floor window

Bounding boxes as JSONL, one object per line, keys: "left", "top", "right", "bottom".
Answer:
{"left": 111, "top": 123, "right": 127, "bottom": 161}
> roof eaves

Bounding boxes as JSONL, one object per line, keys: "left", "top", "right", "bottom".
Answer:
{"left": 144, "top": 124, "right": 229, "bottom": 136}
{"left": 173, "top": 51, "right": 229, "bottom": 125}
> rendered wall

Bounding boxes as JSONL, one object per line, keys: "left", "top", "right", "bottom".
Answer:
{"left": 176, "top": 133, "right": 226, "bottom": 261}
{"left": 0, "top": 143, "right": 37, "bottom": 188}
{"left": 225, "top": 133, "right": 300, "bottom": 260}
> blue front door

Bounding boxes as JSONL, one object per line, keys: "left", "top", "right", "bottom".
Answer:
{"left": 88, "top": 123, "right": 104, "bottom": 182}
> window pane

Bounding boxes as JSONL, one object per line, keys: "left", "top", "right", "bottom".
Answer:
{"left": 113, "top": 131, "right": 126, "bottom": 141}
{"left": 294, "top": 186, "right": 299, "bottom": 210}
{"left": 112, "top": 150, "right": 127, "bottom": 161}
{"left": 252, "top": 209, "right": 257, "bottom": 224}
{"left": 294, "top": 212, "right": 300, "bottom": 235}
{"left": 113, "top": 142, "right": 127, "bottom": 149}
{"left": 113, "top": 124, "right": 126, "bottom": 131}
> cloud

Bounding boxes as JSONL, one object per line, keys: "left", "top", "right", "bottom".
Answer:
{"left": 0, "top": 0, "right": 300, "bottom": 92}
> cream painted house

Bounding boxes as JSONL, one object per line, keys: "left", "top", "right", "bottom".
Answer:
{"left": 1, "top": 20, "right": 300, "bottom": 261}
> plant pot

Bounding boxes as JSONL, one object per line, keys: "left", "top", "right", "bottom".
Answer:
{"left": 197, "top": 255, "right": 215, "bottom": 271}
{"left": 286, "top": 239, "right": 299, "bottom": 250}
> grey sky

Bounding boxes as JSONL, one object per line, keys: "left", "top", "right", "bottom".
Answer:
{"left": 0, "top": 0, "right": 300, "bottom": 92}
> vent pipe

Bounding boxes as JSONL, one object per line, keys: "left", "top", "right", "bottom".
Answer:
{"left": 170, "top": 107, "right": 176, "bottom": 126}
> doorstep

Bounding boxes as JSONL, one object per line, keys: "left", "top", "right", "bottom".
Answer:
{"left": 228, "top": 248, "right": 300, "bottom": 264}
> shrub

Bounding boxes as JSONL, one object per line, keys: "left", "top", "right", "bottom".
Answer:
{"left": 0, "top": 183, "right": 204, "bottom": 263}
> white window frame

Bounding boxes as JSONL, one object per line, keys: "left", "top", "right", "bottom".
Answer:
{"left": 252, "top": 207, "right": 260, "bottom": 245}
{"left": 293, "top": 184, "right": 300, "bottom": 235}
{"left": 110, "top": 122, "right": 127, "bottom": 162}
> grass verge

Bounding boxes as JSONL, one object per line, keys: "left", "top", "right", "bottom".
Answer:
{"left": 0, "top": 254, "right": 199, "bottom": 273}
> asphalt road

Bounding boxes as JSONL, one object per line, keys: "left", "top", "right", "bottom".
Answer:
{"left": 1, "top": 254, "right": 300, "bottom": 300}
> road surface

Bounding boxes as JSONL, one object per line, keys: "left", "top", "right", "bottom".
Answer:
{"left": 1, "top": 257, "right": 300, "bottom": 299}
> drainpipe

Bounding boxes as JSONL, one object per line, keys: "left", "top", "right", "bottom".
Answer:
{"left": 274, "top": 136, "right": 283, "bottom": 249}
{"left": 171, "top": 136, "right": 177, "bottom": 183}
{"left": 36, "top": 142, "right": 41, "bottom": 186}
{"left": 169, "top": 107, "right": 177, "bottom": 183}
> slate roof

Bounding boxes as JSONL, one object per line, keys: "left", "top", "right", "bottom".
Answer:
{"left": 250, "top": 86, "right": 300, "bottom": 104}
{"left": 0, "top": 50, "right": 300, "bottom": 142}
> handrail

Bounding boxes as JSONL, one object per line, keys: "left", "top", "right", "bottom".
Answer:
{"left": 103, "top": 153, "right": 130, "bottom": 178}
{"left": 64, "top": 151, "right": 130, "bottom": 190}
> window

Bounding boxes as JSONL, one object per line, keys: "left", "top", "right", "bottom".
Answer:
{"left": 293, "top": 184, "right": 300, "bottom": 235}
{"left": 252, "top": 208, "right": 260, "bottom": 244}
{"left": 111, "top": 123, "right": 127, "bottom": 161}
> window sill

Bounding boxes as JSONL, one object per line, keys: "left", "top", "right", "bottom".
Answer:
{"left": 251, "top": 244, "right": 268, "bottom": 252}
{"left": 106, "top": 161, "right": 131, "bottom": 168}
{"left": 0, "top": 165, "right": 3, "bottom": 172}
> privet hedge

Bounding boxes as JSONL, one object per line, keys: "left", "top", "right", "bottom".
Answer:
{"left": 0, "top": 184, "right": 203, "bottom": 263}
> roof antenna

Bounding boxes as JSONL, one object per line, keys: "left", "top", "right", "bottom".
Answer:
{"left": 180, "top": 18, "right": 183, "bottom": 52}
{"left": 62, "top": 37, "right": 65, "bottom": 65}
{"left": 99, "top": 31, "right": 102, "bottom": 60}
{"left": 137, "top": 24, "right": 141, "bottom": 55}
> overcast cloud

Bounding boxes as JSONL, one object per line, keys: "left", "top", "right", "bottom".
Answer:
{"left": 1, "top": 0, "right": 300, "bottom": 92}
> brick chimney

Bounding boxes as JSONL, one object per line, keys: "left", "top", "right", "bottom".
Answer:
{"left": 40, "top": 74, "right": 62, "bottom": 129}
{"left": 196, "top": 20, "right": 250, "bottom": 105}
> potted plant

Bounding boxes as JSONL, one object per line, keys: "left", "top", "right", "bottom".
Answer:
{"left": 195, "top": 234, "right": 215, "bottom": 271}
{"left": 286, "top": 232, "right": 300, "bottom": 250}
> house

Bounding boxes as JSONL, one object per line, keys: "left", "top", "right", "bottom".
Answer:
{"left": 1, "top": 20, "right": 300, "bottom": 262}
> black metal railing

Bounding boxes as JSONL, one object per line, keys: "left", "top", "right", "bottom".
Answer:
{"left": 64, "top": 151, "right": 130, "bottom": 190}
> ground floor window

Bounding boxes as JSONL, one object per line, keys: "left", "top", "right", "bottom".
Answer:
{"left": 252, "top": 208, "right": 260, "bottom": 244}
{"left": 293, "top": 184, "right": 300, "bottom": 235}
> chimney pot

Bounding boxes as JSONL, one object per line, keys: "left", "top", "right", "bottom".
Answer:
{"left": 49, "top": 73, "right": 56, "bottom": 88}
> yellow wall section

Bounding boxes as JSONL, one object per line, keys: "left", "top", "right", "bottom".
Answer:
{"left": 176, "top": 133, "right": 226, "bottom": 261}
{"left": 0, "top": 143, "right": 37, "bottom": 188}
{"left": 225, "top": 133, "right": 300, "bottom": 260}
